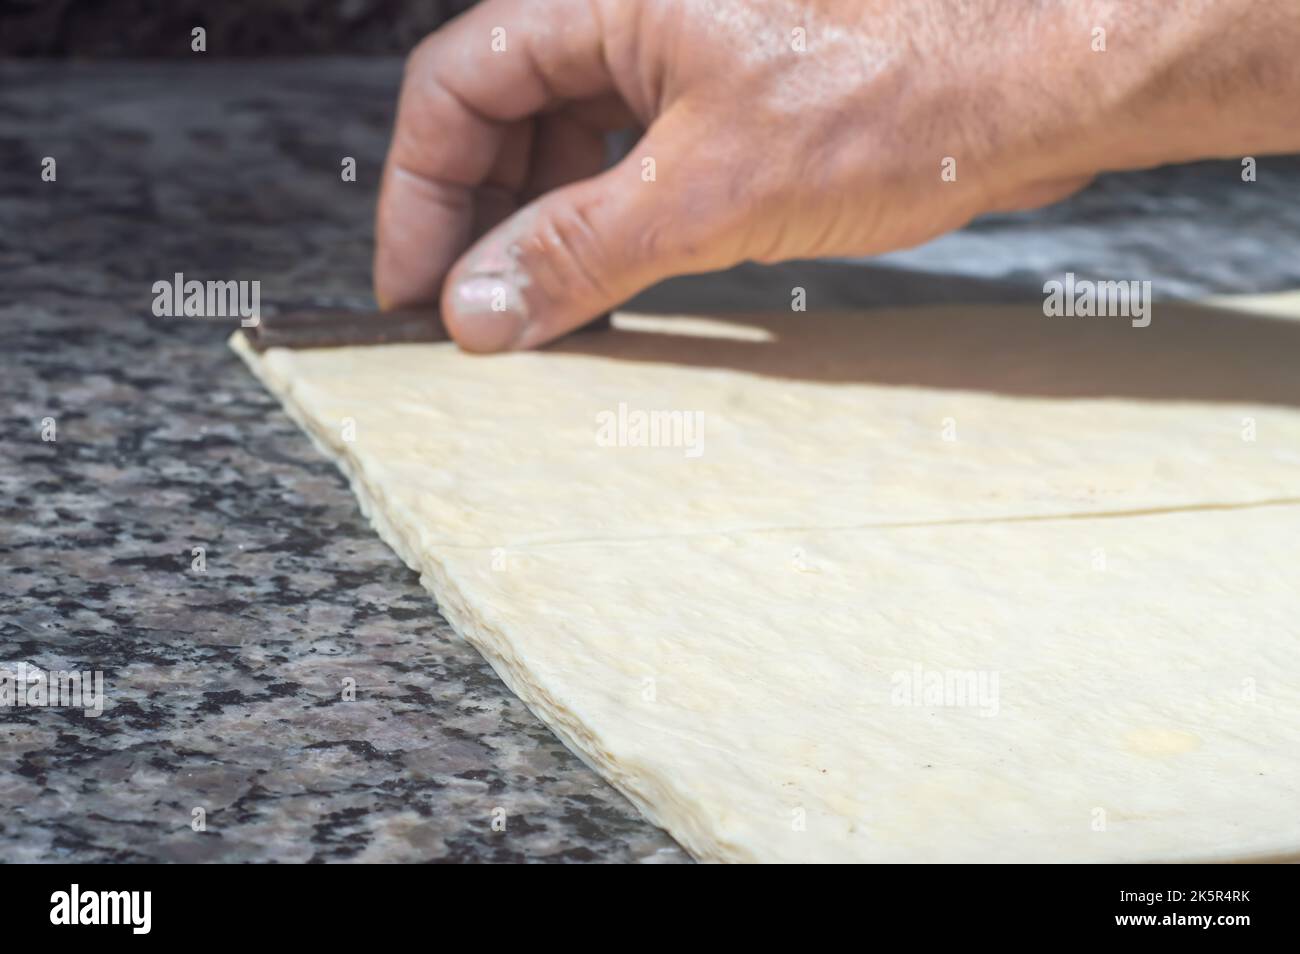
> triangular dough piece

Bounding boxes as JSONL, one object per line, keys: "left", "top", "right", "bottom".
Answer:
{"left": 232, "top": 301, "right": 1300, "bottom": 862}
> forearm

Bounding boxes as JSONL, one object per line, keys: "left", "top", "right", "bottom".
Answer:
{"left": 1045, "top": 0, "right": 1300, "bottom": 173}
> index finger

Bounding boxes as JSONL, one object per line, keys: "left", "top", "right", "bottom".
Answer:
{"left": 374, "top": 0, "right": 616, "bottom": 310}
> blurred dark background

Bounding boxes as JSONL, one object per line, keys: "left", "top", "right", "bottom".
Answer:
{"left": 0, "top": 0, "right": 476, "bottom": 57}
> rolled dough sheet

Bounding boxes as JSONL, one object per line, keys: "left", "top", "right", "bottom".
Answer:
{"left": 231, "top": 300, "right": 1300, "bottom": 862}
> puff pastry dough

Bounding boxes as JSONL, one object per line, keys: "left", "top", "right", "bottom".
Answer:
{"left": 232, "top": 301, "right": 1300, "bottom": 862}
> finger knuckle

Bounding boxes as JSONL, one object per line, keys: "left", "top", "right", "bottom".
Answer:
{"left": 528, "top": 201, "right": 614, "bottom": 303}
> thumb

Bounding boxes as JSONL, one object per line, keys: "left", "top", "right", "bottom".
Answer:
{"left": 439, "top": 131, "right": 726, "bottom": 352}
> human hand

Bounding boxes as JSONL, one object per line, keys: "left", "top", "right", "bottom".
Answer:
{"left": 375, "top": 0, "right": 1300, "bottom": 351}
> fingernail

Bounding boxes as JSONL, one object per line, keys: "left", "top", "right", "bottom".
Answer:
{"left": 451, "top": 276, "right": 527, "bottom": 352}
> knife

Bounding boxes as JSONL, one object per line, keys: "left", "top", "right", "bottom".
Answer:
{"left": 244, "top": 308, "right": 611, "bottom": 352}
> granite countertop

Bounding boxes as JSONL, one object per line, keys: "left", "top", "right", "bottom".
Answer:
{"left": 2, "top": 58, "right": 1297, "bottom": 863}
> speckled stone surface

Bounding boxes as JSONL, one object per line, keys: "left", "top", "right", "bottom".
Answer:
{"left": 1, "top": 58, "right": 1297, "bottom": 864}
